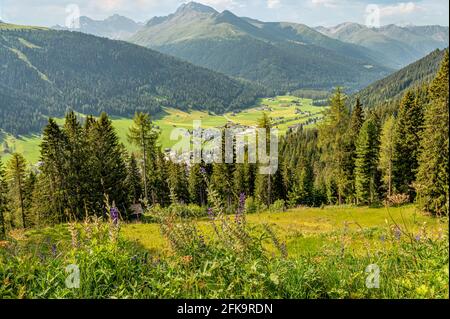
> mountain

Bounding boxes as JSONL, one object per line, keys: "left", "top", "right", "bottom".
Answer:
{"left": 0, "top": 22, "right": 263, "bottom": 135}
{"left": 353, "top": 48, "right": 447, "bottom": 109}
{"left": 129, "top": 2, "right": 391, "bottom": 93}
{"left": 53, "top": 14, "right": 143, "bottom": 40}
{"left": 317, "top": 23, "right": 449, "bottom": 69}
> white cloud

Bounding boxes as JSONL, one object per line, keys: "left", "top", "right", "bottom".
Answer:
{"left": 267, "top": 0, "right": 281, "bottom": 9}
{"left": 379, "top": 2, "right": 419, "bottom": 17}
{"left": 310, "top": 0, "right": 339, "bottom": 8}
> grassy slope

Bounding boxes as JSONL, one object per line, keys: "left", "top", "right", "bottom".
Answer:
{"left": 0, "top": 96, "right": 327, "bottom": 164}
{"left": 122, "top": 204, "right": 447, "bottom": 258}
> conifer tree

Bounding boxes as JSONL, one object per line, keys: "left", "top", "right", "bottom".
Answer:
{"left": 354, "top": 117, "right": 381, "bottom": 204}
{"left": 346, "top": 98, "right": 365, "bottom": 203}
{"left": 126, "top": 153, "right": 143, "bottom": 205}
{"left": 189, "top": 163, "right": 207, "bottom": 206}
{"left": 87, "top": 112, "right": 129, "bottom": 216}
{"left": 128, "top": 112, "right": 159, "bottom": 204}
{"left": 379, "top": 115, "right": 395, "bottom": 198}
{"left": 6, "top": 153, "right": 28, "bottom": 228}
{"left": 318, "top": 88, "right": 351, "bottom": 204}
{"left": 416, "top": 51, "right": 449, "bottom": 215}
{"left": 392, "top": 90, "right": 424, "bottom": 198}
{"left": 0, "top": 158, "right": 8, "bottom": 238}
{"left": 39, "top": 118, "right": 68, "bottom": 222}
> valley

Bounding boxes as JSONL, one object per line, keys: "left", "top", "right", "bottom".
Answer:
{"left": 0, "top": 96, "right": 328, "bottom": 164}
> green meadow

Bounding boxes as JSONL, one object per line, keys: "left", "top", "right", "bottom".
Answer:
{"left": 0, "top": 96, "right": 327, "bottom": 164}
{"left": 1, "top": 204, "right": 448, "bottom": 298}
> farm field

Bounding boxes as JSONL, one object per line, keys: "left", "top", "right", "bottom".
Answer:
{"left": 0, "top": 96, "right": 327, "bottom": 164}
{"left": 1, "top": 204, "right": 448, "bottom": 299}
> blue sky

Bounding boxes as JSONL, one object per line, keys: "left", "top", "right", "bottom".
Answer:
{"left": 0, "top": 0, "right": 448, "bottom": 27}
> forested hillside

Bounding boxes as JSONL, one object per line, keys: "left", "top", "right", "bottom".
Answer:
{"left": 0, "top": 23, "right": 263, "bottom": 135}
{"left": 130, "top": 2, "right": 390, "bottom": 93}
{"left": 353, "top": 49, "right": 447, "bottom": 109}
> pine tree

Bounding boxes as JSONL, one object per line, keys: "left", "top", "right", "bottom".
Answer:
{"left": 63, "top": 111, "right": 88, "bottom": 219}
{"left": 346, "top": 98, "right": 365, "bottom": 203}
{"left": 318, "top": 88, "right": 351, "bottom": 204}
{"left": 39, "top": 118, "right": 68, "bottom": 222}
{"left": 126, "top": 153, "right": 143, "bottom": 205}
{"left": 379, "top": 115, "right": 395, "bottom": 198}
{"left": 6, "top": 153, "right": 28, "bottom": 228}
{"left": 128, "top": 112, "right": 159, "bottom": 204}
{"left": 392, "top": 90, "right": 424, "bottom": 198}
{"left": 354, "top": 117, "right": 381, "bottom": 205}
{"left": 0, "top": 158, "right": 8, "bottom": 238}
{"left": 416, "top": 51, "right": 449, "bottom": 215}
{"left": 189, "top": 163, "right": 207, "bottom": 206}
{"left": 87, "top": 112, "right": 130, "bottom": 217}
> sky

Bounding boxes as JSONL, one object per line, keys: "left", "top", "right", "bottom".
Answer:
{"left": 0, "top": 0, "right": 448, "bottom": 27}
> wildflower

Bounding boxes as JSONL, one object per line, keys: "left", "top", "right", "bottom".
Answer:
{"left": 415, "top": 234, "right": 421, "bottom": 242}
{"left": 207, "top": 207, "right": 215, "bottom": 220}
{"left": 200, "top": 167, "right": 207, "bottom": 175}
{"left": 51, "top": 244, "right": 57, "bottom": 257}
{"left": 380, "top": 235, "right": 386, "bottom": 243}
{"left": 394, "top": 227, "right": 402, "bottom": 240}
{"left": 235, "top": 193, "right": 246, "bottom": 225}
{"left": 110, "top": 206, "right": 119, "bottom": 225}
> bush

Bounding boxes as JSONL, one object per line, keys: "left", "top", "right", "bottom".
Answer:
{"left": 269, "top": 199, "right": 286, "bottom": 213}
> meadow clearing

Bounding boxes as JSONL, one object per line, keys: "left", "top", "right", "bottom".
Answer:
{"left": 1, "top": 204, "right": 448, "bottom": 299}
{"left": 0, "top": 96, "right": 327, "bottom": 164}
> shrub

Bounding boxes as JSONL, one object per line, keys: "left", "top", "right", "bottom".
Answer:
{"left": 269, "top": 199, "right": 286, "bottom": 213}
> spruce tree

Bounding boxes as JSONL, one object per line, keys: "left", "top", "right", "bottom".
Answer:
{"left": 392, "top": 90, "right": 424, "bottom": 198}
{"left": 126, "top": 153, "right": 143, "bottom": 205}
{"left": 346, "top": 98, "right": 365, "bottom": 203}
{"left": 318, "top": 88, "right": 351, "bottom": 204}
{"left": 379, "top": 115, "right": 395, "bottom": 198}
{"left": 189, "top": 163, "right": 207, "bottom": 206}
{"left": 416, "top": 51, "right": 449, "bottom": 215}
{"left": 128, "top": 112, "right": 159, "bottom": 204}
{"left": 6, "top": 153, "right": 28, "bottom": 228}
{"left": 87, "top": 112, "right": 129, "bottom": 217}
{"left": 0, "top": 158, "right": 8, "bottom": 238}
{"left": 354, "top": 117, "right": 381, "bottom": 205}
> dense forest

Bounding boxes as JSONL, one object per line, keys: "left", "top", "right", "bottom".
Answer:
{"left": 0, "top": 26, "right": 264, "bottom": 135}
{"left": 353, "top": 49, "right": 446, "bottom": 109}
{"left": 0, "top": 51, "right": 447, "bottom": 236}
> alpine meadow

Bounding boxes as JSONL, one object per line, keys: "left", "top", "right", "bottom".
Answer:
{"left": 0, "top": 0, "right": 449, "bottom": 304}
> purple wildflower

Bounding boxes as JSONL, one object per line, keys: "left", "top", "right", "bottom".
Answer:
{"left": 394, "top": 227, "right": 401, "bottom": 240}
{"left": 51, "top": 244, "right": 57, "bottom": 257}
{"left": 200, "top": 167, "right": 207, "bottom": 175}
{"left": 415, "top": 234, "right": 421, "bottom": 242}
{"left": 380, "top": 235, "right": 386, "bottom": 243}
{"left": 207, "top": 207, "right": 215, "bottom": 220}
{"left": 236, "top": 193, "right": 246, "bottom": 224}
{"left": 110, "top": 206, "right": 119, "bottom": 225}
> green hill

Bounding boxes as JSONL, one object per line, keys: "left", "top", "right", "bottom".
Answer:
{"left": 0, "top": 22, "right": 264, "bottom": 135}
{"left": 353, "top": 49, "right": 447, "bottom": 109}
{"left": 130, "top": 2, "right": 391, "bottom": 93}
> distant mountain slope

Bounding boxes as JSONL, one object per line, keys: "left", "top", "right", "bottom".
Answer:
{"left": 0, "top": 22, "right": 263, "bottom": 135}
{"left": 53, "top": 14, "right": 143, "bottom": 40}
{"left": 129, "top": 2, "right": 391, "bottom": 93}
{"left": 317, "top": 23, "right": 449, "bottom": 69}
{"left": 354, "top": 49, "right": 447, "bottom": 109}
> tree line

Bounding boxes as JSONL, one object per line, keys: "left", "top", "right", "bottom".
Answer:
{"left": 0, "top": 52, "right": 448, "bottom": 237}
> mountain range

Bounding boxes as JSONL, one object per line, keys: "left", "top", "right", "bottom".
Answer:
{"left": 53, "top": 14, "right": 143, "bottom": 40}
{"left": 316, "top": 23, "right": 448, "bottom": 69}
{"left": 0, "top": 22, "right": 263, "bottom": 135}
{"left": 128, "top": 2, "right": 390, "bottom": 92}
